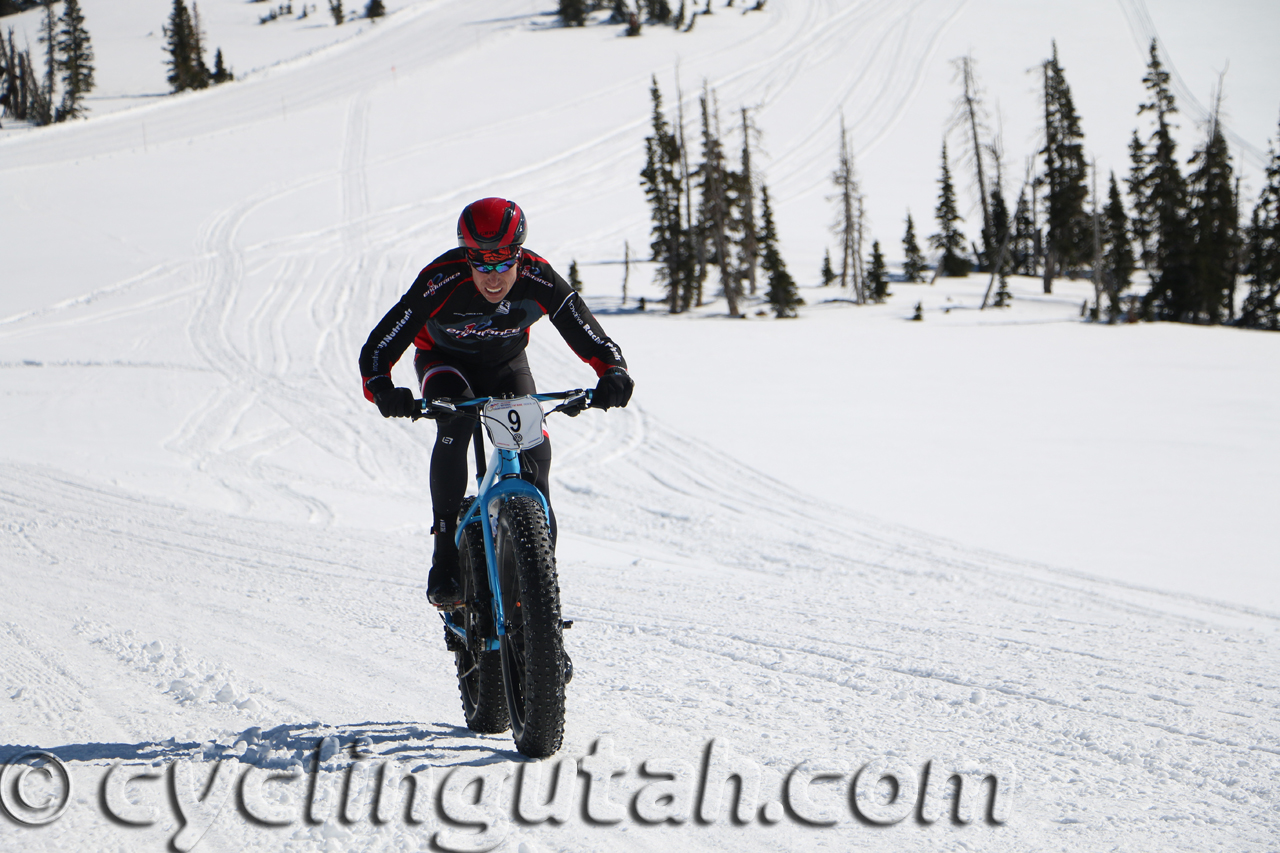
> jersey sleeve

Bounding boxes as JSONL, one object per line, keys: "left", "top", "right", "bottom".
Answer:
{"left": 540, "top": 267, "right": 628, "bottom": 377}
{"left": 358, "top": 262, "right": 447, "bottom": 400}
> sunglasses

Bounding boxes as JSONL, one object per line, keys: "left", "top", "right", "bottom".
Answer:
{"left": 467, "top": 248, "right": 521, "bottom": 273}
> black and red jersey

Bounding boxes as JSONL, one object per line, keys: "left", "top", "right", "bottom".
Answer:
{"left": 359, "top": 248, "right": 626, "bottom": 400}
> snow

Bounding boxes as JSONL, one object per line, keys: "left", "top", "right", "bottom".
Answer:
{"left": 1, "top": 1, "right": 1279, "bottom": 851}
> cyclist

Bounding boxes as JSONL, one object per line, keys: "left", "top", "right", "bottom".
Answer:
{"left": 359, "top": 198, "right": 634, "bottom": 607}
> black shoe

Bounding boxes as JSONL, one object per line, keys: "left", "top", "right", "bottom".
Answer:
{"left": 427, "top": 564, "right": 463, "bottom": 610}
{"left": 427, "top": 577, "right": 462, "bottom": 609}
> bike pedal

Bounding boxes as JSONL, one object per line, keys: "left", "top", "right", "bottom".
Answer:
{"left": 561, "top": 620, "right": 574, "bottom": 630}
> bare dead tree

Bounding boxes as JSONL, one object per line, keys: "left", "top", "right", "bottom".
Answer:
{"left": 951, "top": 54, "right": 994, "bottom": 269}
{"left": 831, "top": 113, "right": 866, "bottom": 302}
{"left": 739, "top": 106, "right": 758, "bottom": 296}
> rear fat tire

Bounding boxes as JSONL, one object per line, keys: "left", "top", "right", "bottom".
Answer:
{"left": 496, "top": 495, "right": 566, "bottom": 758}
{"left": 454, "top": 497, "right": 509, "bottom": 735}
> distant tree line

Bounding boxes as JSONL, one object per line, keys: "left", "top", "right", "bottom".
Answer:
{"left": 560, "top": 0, "right": 765, "bottom": 32}
{"left": 640, "top": 76, "right": 797, "bottom": 317}
{"left": 164, "top": 0, "right": 233, "bottom": 92}
{"left": 915, "top": 39, "right": 1278, "bottom": 330}
{"left": 0, "top": 0, "right": 92, "bottom": 126}
{"left": 0, "top": 0, "right": 40, "bottom": 17}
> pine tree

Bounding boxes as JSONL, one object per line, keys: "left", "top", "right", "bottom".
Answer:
{"left": 1126, "top": 130, "right": 1152, "bottom": 267}
{"left": 1239, "top": 117, "right": 1280, "bottom": 330}
{"left": 820, "top": 249, "right": 837, "bottom": 286}
{"left": 365, "top": 0, "right": 385, "bottom": 19}
{"left": 1186, "top": 98, "right": 1240, "bottom": 324}
{"left": 902, "top": 212, "right": 926, "bottom": 282}
{"left": 695, "top": 85, "right": 740, "bottom": 316}
{"left": 639, "top": 76, "right": 694, "bottom": 312}
{"left": 211, "top": 47, "right": 232, "bottom": 84}
{"left": 930, "top": 142, "right": 968, "bottom": 276}
{"left": 1011, "top": 186, "right": 1037, "bottom": 274}
{"left": 1135, "top": 39, "right": 1193, "bottom": 321}
{"left": 759, "top": 185, "right": 801, "bottom": 317}
{"left": 989, "top": 185, "right": 1010, "bottom": 273}
{"left": 1101, "top": 173, "right": 1134, "bottom": 319}
{"left": 643, "top": 0, "right": 671, "bottom": 23}
{"left": 328, "top": 0, "right": 343, "bottom": 25}
{"left": 559, "top": 0, "right": 586, "bottom": 26}
{"left": 51, "top": 0, "right": 92, "bottom": 120}
{"left": 164, "top": 0, "right": 207, "bottom": 93}
{"left": 1040, "top": 42, "right": 1089, "bottom": 292}
{"left": 189, "top": 3, "right": 211, "bottom": 87}
{"left": 568, "top": 260, "right": 583, "bottom": 292}
{"left": 35, "top": 0, "right": 54, "bottom": 124}
{"left": 866, "top": 240, "right": 888, "bottom": 302}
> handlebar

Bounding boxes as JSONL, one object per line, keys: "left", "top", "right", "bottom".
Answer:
{"left": 414, "top": 389, "right": 593, "bottom": 420}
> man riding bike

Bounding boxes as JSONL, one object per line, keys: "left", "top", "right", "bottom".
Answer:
{"left": 358, "top": 198, "right": 634, "bottom": 607}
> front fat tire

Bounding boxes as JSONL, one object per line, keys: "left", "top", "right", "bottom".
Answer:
{"left": 496, "top": 495, "right": 566, "bottom": 758}
{"left": 455, "top": 497, "right": 509, "bottom": 735}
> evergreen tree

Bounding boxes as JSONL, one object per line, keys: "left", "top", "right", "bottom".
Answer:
{"left": 53, "top": 0, "right": 92, "bottom": 120}
{"left": 35, "top": 0, "right": 53, "bottom": 124}
{"left": 328, "top": 0, "right": 343, "bottom": 25}
{"left": 1101, "top": 172, "right": 1134, "bottom": 319}
{"left": 695, "top": 85, "right": 741, "bottom": 316}
{"left": 568, "top": 260, "right": 583, "bottom": 292}
{"left": 189, "top": 3, "right": 210, "bottom": 86}
{"left": 211, "top": 47, "right": 232, "bottom": 84}
{"left": 1040, "top": 42, "right": 1089, "bottom": 292}
{"left": 1134, "top": 39, "right": 1193, "bottom": 321}
{"left": 759, "top": 185, "right": 801, "bottom": 317}
{"left": 989, "top": 185, "right": 1010, "bottom": 272}
{"left": 1186, "top": 107, "right": 1240, "bottom": 324}
{"left": 365, "top": 0, "right": 385, "bottom": 18}
{"left": 902, "top": 212, "right": 926, "bottom": 282}
{"left": 1011, "top": 186, "right": 1037, "bottom": 274}
{"left": 930, "top": 142, "right": 968, "bottom": 276}
{"left": 643, "top": 0, "right": 670, "bottom": 23}
{"left": 1126, "top": 129, "right": 1151, "bottom": 267}
{"left": 639, "top": 76, "right": 694, "bottom": 312}
{"left": 866, "top": 240, "right": 888, "bottom": 302}
{"left": 1239, "top": 117, "right": 1280, "bottom": 330}
{"left": 164, "top": 0, "right": 209, "bottom": 92}
{"left": 559, "top": 0, "right": 586, "bottom": 26}
{"left": 820, "top": 249, "right": 837, "bottom": 286}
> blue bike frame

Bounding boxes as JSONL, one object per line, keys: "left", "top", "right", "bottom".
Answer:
{"left": 434, "top": 393, "right": 581, "bottom": 652}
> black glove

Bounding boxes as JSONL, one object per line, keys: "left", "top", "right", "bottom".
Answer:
{"left": 591, "top": 367, "right": 634, "bottom": 410}
{"left": 366, "top": 375, "right": 417, "bottom": 419}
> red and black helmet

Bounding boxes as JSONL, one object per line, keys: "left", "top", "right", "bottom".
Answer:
{"left": 457, "top": 198, "right": 527, "bottom": 257}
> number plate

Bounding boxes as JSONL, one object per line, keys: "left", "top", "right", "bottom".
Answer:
{"left": 482, "top": 397, "right": 545, "bottom": 450}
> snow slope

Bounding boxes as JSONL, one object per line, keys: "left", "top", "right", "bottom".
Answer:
{"left": 1, "top": 2, "right": 1278, "bottom": 851}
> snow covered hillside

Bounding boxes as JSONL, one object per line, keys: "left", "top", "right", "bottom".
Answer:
{"left": 2, "top": 2, "right": 1278, "bottom": 851}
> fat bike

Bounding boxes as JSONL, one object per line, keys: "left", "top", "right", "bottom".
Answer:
{"left": 417, "top": 390, "right": 587, "bottom": 758}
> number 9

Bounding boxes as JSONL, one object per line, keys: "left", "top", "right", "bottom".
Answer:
{"left": 507, "top": 409, "right": 521, "bottom": 432}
